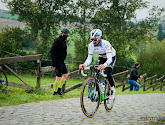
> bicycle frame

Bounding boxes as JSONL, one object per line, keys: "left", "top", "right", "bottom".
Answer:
{"left": 90, "top": 67, "right": 100, "bottom": 100}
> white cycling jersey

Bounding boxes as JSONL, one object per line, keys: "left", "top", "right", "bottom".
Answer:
{"left": 84, "top": 39, "right": 116, "bottom": 67}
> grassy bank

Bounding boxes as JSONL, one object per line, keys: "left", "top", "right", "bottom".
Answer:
{"left": 0, "top": 74, "right": 164, "bottom": 107}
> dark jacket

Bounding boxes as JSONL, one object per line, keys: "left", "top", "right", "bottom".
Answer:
{"left": 50, "top": 35, "right": 67, "bottom": 67}
{"left": 129, "top": 65, "right": 140, "bottom": 81}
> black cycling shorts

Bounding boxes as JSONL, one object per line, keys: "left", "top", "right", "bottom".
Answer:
{"left": 55, "top": 59, "right": 68, "bottom": 77}
{"left": 95, "top": 56, "right": 116, "bottom": 69}
{"left": 95, "top": 56, "right": 116, "bottom": 87}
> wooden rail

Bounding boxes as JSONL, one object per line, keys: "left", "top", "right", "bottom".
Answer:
{"left": 0, "top": 54, "right": 42, "bottom": 64}
{"left": 40, "top": 66, "right": 165, "bottom": 93}
{"left": 0, "top": 54, "right": 42, "bottom": 89}
{"left": 1, "top": 55, "right": 164, "bottom": 93}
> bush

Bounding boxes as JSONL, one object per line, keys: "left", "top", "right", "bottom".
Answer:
{"left": 137, "top": 38, "right": 165, "bottom": 77}
{"left": 0, "top": 26, "right": 31, "bottom": 58}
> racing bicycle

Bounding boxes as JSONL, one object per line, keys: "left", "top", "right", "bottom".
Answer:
{"left": 80, "top": 66, "right": 116, "bottom": 117}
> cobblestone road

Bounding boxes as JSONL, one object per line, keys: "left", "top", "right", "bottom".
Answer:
{"left": 0, "top": 93, "right": 165, "bottom": 125}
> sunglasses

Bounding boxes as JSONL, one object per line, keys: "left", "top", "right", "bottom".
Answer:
{"left": 91, "top": 39, "right": 98, "bottom": 41}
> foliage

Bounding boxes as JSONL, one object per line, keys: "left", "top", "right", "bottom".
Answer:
{"left": 7, "top": 0, "right": 70, "bottom": 59}
{"left": 157, "top": 24, "right": 164, "bottom": 42}
{"left": 0, "top": 12, "right": 18, "bottom": 20}
{"left": 0, "top": 26, "right": 30, "bottom": 57}
{"left": 137, "top": 38, "right": 165, "bottom": 77}
{"left": 72, "top": 29, "right": 89, "bottom": 66}
{"left": 90, "top": 0, "right": 165, "bottom": 72}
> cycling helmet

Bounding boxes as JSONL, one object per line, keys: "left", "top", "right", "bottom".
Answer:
{"left": 61, "top": 27, "right": 70, "bottom": 33}
{"left": 90, "top": 29, "right": 102, "bottom": 39}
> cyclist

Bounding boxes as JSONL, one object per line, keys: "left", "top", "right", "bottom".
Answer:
{"left": 50, "top": 27, "right": 69, "bottom": 96}
{"left": 79, "top": 29, "right": 116, "bottom": 99}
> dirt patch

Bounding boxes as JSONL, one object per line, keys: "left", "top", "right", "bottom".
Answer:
{"left": 0, "top": 18, "right": 26, "bottom": 31}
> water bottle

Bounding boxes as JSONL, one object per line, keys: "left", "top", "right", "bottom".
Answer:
{"left": 99, "top": 80, "right": 105, "bottom": 101}
{"left": 101, "top": 83, "right": 105, "bottom": 101}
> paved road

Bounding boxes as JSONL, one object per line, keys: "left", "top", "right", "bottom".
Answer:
{"left": 0, "top": 93, "right": 165, "bottom": 125}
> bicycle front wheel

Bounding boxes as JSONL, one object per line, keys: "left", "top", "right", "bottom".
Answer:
{"left": 80, "top": 77, "right": 101, "bottom": 118}
{"left": 104, "top": 78, "right": 116, "bottom": 111}
{"left": 0, "top": 69, "right": 8, "bottom": 94}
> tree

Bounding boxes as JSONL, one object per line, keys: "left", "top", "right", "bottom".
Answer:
{"left": 7, "top": 0, "right": 69, "bottom": 59}
{"left": 137, "top": 38, "right": 165, "bottom": 77}
{"left": 157, "top": 24, "right": 164, "bottom": 42}
{"left": 91, "top": 0, "right": 165, "bottom": 72}
{"left": 65, "top": 0, "right": 103, "bottom": 65}
{"left": 66, "top": 0, "right": 109, "bottom": 66}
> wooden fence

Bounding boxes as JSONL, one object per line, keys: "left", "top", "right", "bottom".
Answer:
{"left": 0, "top": 54, "right": 42, "bottom": 89}
{"left": 40, "top": 67, "right": 165, "bottom": 93}
{"left": 0, "top": 55, "right": 165, "bottom": 93}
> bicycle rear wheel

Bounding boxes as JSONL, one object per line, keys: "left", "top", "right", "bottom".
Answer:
{"left": 104, "top": 78, "right": 116, "bottom": 111}
{"left": 0, "top": 69, "right": 8, "bottom": 94}
{"left": 80, "top": 77, "right": 101, "bottom": 118}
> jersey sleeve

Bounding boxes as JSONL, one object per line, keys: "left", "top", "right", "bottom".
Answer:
{"left": 84, "top": 43, "right": 93, "bottom": 67}
{"left": 103, "top": 42, "right": 113, "bottom": 67}
{"left": 105, "top": 42, "right": 113, "bottom": 54}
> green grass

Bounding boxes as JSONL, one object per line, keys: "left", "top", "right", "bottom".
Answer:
{"left": 0, "top": 74, "right": 164, "bottom": 107}
{"left": 0, "top": 74, "right": 84, "bottom": 107}
{"left": 0, "top": 12, "right": 18, "bottom": 20}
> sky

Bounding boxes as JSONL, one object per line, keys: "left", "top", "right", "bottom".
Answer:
{"left": 0, "top": 0, "right": 165, "bottom": 20}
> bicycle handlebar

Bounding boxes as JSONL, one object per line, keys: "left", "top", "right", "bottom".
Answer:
{"left": 80, "top": 67, "right": 90, "bottom": 77}
{"left": 100, "top": 70, "right": 107, "bottom": 77}
{"left": 80, "top": 66, "right": 107, "bottom": 77}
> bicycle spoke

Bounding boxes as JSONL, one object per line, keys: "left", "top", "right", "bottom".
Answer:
{"left": 0, "top": 69, "right": 8, "bottom": 94}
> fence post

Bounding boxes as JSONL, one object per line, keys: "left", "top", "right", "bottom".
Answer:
{"left": 61, "top": 64, "right": 68, "bottom": 92}
{"left": 62, "top": 81, "right": 66, "bottom": 93}
{"left": 153, "top": 76, "right": 156, "bottom": 91}
{"left": 36, "top": 59, "right": 41, "bottom": 88}
{"left": 143, "top": 76, "right": 146, "bottom": 91}
{"left": 122, "top": 74, "right": 128, "bottom": 92}
{"left": 160, "top": 76, "right": 164, "bottom": 91}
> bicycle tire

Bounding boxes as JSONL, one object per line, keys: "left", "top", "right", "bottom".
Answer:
{"left": 80, "top": 77, "right": 101, "bottom": 118}
{"left": 104, "top": 78, "right": 116, "bottom": 112}
{"left": 0, "top": 69, "right": 8, "bottom": 94}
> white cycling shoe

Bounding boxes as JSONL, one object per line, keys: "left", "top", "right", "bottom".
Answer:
{"left": 109, "top": 89, "right": 115, "bottom": 100}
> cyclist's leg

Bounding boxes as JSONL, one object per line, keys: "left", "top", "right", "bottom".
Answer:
{"left": 95, "top": 57, "right": 107, "bottom": 92}
{"left": 105, "top": 67, "right": 115, "bottom": 87}
{"left": 105, "top": 56, "right": 116, "bottom": 87}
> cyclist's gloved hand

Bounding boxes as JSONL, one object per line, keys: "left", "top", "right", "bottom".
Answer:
{"left": 79, "top": 64, "right": 86, "bottom": 70}
{"left": 98, "top": 64, "right": 105, "bottom": 70}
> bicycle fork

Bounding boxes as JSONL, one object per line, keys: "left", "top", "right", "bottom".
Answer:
{"left": 88, "top": 82, "right": 98, "bottom": 101}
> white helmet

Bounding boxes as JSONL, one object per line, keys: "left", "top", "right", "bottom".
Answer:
{"left": 90, "top": 29, "right": 102, "bottom": 39}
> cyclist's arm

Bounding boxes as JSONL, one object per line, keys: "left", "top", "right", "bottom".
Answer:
{"left": 103, "top": 52, "right": 112, "bottom": 67}
{"left": 84, "top": 43, "right": 93, "bottom": 67}
{"left": 103, "top": 42, "right": 113, "bottom": 67}
{"left": 84, "top": 54, "right": 93, "bottom": 67}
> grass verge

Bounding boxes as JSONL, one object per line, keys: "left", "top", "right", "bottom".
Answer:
{"left": 0, "top": 74, "right": 164, "bottom": 107}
